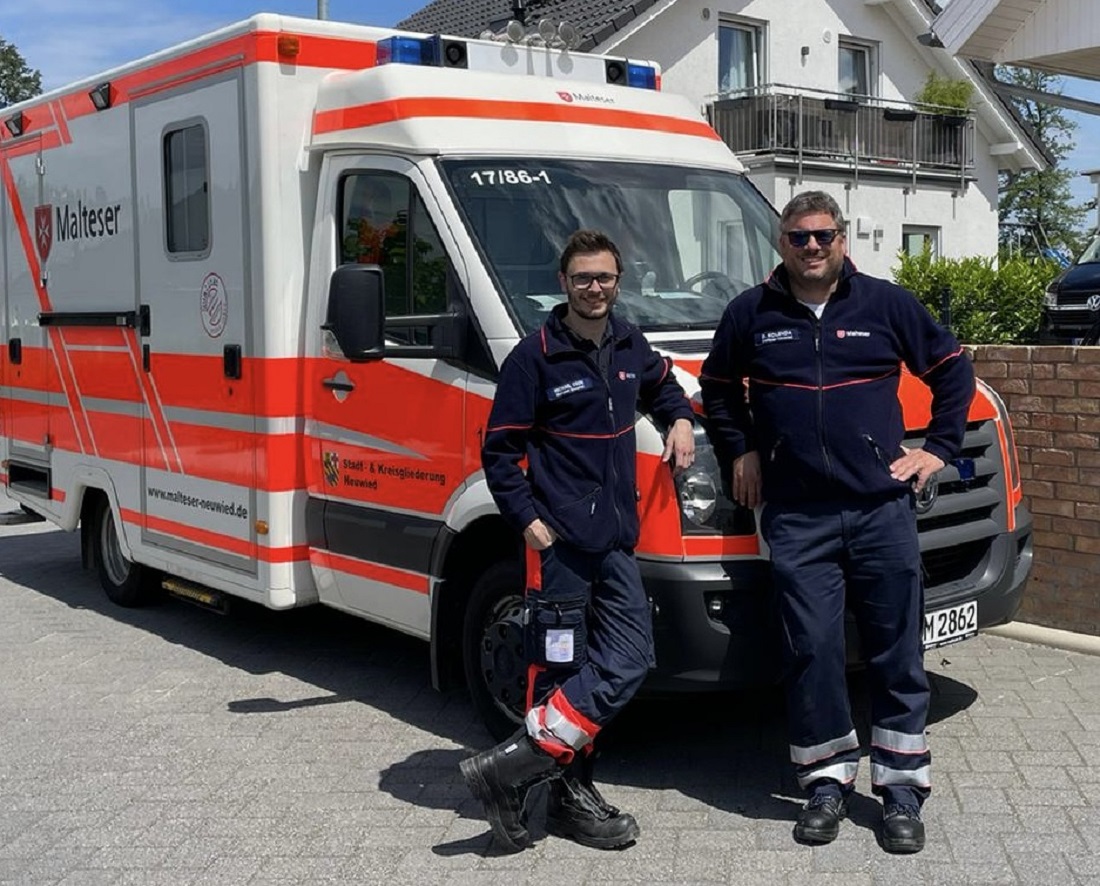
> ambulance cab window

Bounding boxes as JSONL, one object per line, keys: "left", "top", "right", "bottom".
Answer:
{"left": 339, "top": 173, "right": 448, "bottom": 333}
{"left": 163, "top": 123, "right": 209, "bottom": 255}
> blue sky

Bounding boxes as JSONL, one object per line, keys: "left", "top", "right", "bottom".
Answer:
{"left": 1, "top": 0, "right": 1096, "bottom": 218}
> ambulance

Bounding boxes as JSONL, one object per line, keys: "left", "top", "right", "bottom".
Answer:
{"left": 0, "top": 14, "right": 1031, "bottom": 738}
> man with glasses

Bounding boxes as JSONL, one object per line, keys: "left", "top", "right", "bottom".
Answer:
{"left": 700, "top": 191, "right": 974, "bottom": 854}
{"left": 461, "top": 229, "right": 695, "bottom": 852}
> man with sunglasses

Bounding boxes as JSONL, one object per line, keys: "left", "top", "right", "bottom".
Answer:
{"left": 462, "top": 229, "right": 695, "bottom": 852}
{"left": 701, "top": 191, "right": 974, "bottom": 854}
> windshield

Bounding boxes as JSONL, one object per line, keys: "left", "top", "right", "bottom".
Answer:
{"left": 439, "top": 158, "right": 780, "bottom": 334}
{"left": 1076, "top": 235, "right": 1100, "bottom": 265}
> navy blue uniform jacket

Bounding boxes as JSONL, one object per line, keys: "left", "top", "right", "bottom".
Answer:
{"left": 699, "top": 259, "right": 975, "bottom": 504}
{"left": 483, "top": 304, "right": 694, "bottom": 553}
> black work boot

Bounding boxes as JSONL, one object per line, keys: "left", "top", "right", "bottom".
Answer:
{"left": 882, "top": 803, "right": 925, "bottom": 853}
{"left": 794, "top": 790, "right": 848, "bottom": 845}
{"left": 546, "top": 754, "right": 640, "bottom": 850}
{"left": 459, "top": 728, "right": 562, "bottom": 852}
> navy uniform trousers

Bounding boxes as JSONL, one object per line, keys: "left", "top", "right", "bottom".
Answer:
{"left": 761, "top": 493, "right": 932, "bottom": 808}
{"left": 522, "top": 541, "right": 654, "bottom": 755}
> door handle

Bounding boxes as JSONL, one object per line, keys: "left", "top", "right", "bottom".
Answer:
{"left": 322, "top": 376, "right": 355, "bottom": 392}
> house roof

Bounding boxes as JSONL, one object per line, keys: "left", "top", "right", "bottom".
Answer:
{"left": 398, "top": 0, "right": 1048, "bottom": 166}
{"left": 397, "top": 0, "right": 655, "bottom": 52}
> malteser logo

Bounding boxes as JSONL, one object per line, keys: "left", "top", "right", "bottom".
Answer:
{"left": 54, "top": 200, "right": 123, "bottom": 243}
{"left": 34, "top": 204, "right": 52, "bottom": 262}
{"left": 556, "top": 90, "right": 615, "bottom": 105}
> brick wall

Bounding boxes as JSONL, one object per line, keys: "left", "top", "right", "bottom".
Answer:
{"left": 968, "top": 345, "right": 1100, "bottom": 636}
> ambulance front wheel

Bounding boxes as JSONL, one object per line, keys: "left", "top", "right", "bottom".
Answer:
{"left": 92, "top": 500, "right": 157, "bottom": 607}
{"left": 462, "top": 561, "right": 528, "bottom": 741}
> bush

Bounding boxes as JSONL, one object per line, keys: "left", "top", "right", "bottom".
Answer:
{"left": 892, "top": 250, "right": 1062, "bottom": 344}
{"left": 914, "top": 72, "right": 974, "bottom": 112}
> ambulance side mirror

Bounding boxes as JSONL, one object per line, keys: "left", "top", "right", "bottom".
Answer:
{"left": 323, "top": 264, "right": 385, "bottom": 361}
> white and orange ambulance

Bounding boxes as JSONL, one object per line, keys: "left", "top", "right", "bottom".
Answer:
{"left": 0, "top": 14, "right": 1031, "bottom": 737}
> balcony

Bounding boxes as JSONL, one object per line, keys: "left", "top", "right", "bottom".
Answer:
{"left": 707, "top": 85, "right": 976, "bottom": 188}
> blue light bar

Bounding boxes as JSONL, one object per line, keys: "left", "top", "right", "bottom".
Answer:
{"left": 376, "top": 36, "right": 436, "bottom": 66}
{"left": 626, "top": 63, "right": 658, "bottom": 90}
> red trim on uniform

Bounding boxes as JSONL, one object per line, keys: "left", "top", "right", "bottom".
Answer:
{"left": 526, "top": 663, "right": 546, "bottom": 713}
{"left": 542, "top": 425, "right": 634, "bottom": 440}
{"left": 547, "top": 687, "right": 601, "bottom": 739}
{"left": 313, "top": 96, "right": 722, "bottom": 141}
{"left": 750, "top": 366, "right": 899, "bottom": 392}
{"left": 525, "top": 546, "right": 542, "bottom": 593}
{"left": 917, "top": 348, "right": 964, "bottom": 379}
{"left": 310, "top": 548, "right": 430, "bottom": 594}
{"left": 486, "top": 423, "right": 534, "bottom": 432}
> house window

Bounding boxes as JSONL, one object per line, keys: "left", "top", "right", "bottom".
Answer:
{"left": 902, "top": 226, "right": 940, "bottom": 257}
{"left": 163, "top": 122, "right": 209, "bottom": 255}
{"left": 838, "top": 39, "right": 875, "bottom": 97}
{"left": 718, "top": 21, "right": 763, "bottom": 94}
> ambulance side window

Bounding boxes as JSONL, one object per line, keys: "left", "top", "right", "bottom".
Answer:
{"left": 163, "top": 123, "right": 210, "bottom": 255}
{"left": 339, "top": 173, "right": 448, "bottom": 344}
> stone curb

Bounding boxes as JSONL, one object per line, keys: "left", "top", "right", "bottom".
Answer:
{"left": 986, "top": 621, "right": 1100, "bottom": 657}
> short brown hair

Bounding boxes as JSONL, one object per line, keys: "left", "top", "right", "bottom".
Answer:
{"left": 559, "top": 229, "right": 623, "bottom": 274}
{"left": 780, "top": 191, "right": 846, "bottom": 231}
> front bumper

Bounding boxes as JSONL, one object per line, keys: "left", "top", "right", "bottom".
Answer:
{"left": 638, "top": 505, "right": 1033, "bottom": 693}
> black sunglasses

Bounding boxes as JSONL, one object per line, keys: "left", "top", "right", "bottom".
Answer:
{"left": 784, "top": 228, "right": 843, "bottom": 248}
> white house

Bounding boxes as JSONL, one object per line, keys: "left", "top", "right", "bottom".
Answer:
{"left": 403, "top": 0, "right": 1047, "bottom": 279}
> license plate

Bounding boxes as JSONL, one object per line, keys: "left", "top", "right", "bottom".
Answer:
{"left": 922, "top": 600, "right": 978, "bottom": 649}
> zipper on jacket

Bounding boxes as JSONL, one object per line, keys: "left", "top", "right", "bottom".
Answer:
{"left": 864, "top": 434, "right": 892, "bottom": 472}
{"left": 606, "top": 386, "right": 623, "bottom": 537}
{"left": 813, "top": 316, "right": 835, "bottom": 482}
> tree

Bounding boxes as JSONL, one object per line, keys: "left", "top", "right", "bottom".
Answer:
{"left": 997, "top": 66, "right": 1089, "bottom": 260}
{"left": 0, "top": 35, "right": 41, "bottom": 107}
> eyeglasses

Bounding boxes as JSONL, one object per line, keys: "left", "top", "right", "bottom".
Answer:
{"left": 569, "top": 272, "right": 620, "bottom": 289}
{"left": 783, "top": 229, "right": 843, "bottom": 248}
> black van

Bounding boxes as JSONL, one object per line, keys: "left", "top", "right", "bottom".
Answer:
{"left": 1040, "top": 234, "right": 1100, "bottom": 344}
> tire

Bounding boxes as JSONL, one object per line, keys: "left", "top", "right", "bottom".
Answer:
{"left": 92, "top": 499, "right": 157, "bottom": 607}
{"left": 462, "top": 560, "right": 528, "bottom": 741}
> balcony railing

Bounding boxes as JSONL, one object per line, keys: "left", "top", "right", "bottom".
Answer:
{"left": 707, "top": 85, "right": 976, "bottom": 187}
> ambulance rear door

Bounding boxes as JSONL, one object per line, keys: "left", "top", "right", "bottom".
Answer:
{"left": 131, "top": 73, "right": 258, "bottom": 573}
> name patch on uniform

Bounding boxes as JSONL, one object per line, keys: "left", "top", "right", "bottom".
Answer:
{"left": 756, "top": 328, "right": 800, "bottom": 346}
{"left": 545, "top": 629, "right": 575, "bottom": 663}
{"left": 836, "top": 329, "right": 871, "bottom": 338}
{"left": 548, "top": 378, "right": 593, "bottom": 400}
{"left": 617, "top": 370, "right": 637, "bottom": 381}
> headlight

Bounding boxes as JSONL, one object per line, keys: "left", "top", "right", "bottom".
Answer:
{"left": 1042, "top": 289, "right": 1057, "bottom": 308}
{"left": 678, "top": 467, "right": 718, "bottom": 526}
{"left": 672, "top": 421, "right": 755, "bottom": 536}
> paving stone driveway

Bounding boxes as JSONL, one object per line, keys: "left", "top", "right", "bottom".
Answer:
{"left": 0, "top": 508, "right": 1097, "bottom": 885}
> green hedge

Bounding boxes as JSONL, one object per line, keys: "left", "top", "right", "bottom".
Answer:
{"left": 892, "top": 251, "right": 1063, "bottom": 344}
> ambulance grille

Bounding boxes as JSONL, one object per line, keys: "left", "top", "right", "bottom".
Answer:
{"left": 911, "top": 418, "right": 1004, "bottom": 592}
{"left": 657, "top": 337, "right": 716, "bottom": 355}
